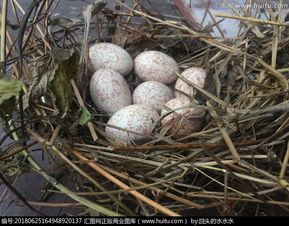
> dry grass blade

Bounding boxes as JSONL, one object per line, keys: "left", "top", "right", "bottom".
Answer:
{"left": 26, "top": 201, "right": 83, "bottom": 208}
{"left": 187, "top": 193, "right": 289, "bottom": 206}
{"left": 109, "top": 138, "right": 264, "bottom": 152}
{"left": 214, "top": 13, "right": 289, "bottom": 27}
{"left": 0, "top": 0, "right": 8, "bottom": 77}
{"left": 27, "top": 128, "right": 135, "bottom": 215}
{"left": 209, "top": 109, "right": 240, "bottom": 161}
{"left": 72, "top": 150, "right": 181, "bottom": 216}
{"left": 99, "top": 164, "right": 204, "bottom": 209}
{"left": 70, "top": 79, "right": 98, "bottom": 141}
{"left": 279, "top": 141, "right": 289, "bottom": 179}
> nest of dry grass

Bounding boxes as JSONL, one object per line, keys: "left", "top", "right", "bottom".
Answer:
{"left": 1, "top": 0, "right": 289, "bottom": 216}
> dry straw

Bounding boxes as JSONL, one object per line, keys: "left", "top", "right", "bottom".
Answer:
{"left": 1, "top": 0, "right": 289, "bottom": 216}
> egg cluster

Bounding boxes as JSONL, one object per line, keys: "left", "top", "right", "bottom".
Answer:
{"left": 89, "top": 42, "right": 207, "bottom": 144}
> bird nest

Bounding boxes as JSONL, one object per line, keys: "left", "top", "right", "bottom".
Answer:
{"left": 1, "top": 0, "right": 289, "bottom": 216}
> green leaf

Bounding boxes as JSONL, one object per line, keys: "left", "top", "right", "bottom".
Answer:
{"left": 51, "top": 49, "right": 80, "bottom": 115}
{"left": 0, "top": 77, "right": 23, "bottom": 105}
{"left": 0, "top": 77, "right": 23, "bottom": 125}
{"left": 77, "top": 106, "right": 92, "bottom": 126}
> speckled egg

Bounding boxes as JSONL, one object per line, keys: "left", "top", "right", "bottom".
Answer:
{"left": 161, "top": 98, "right": 204, "bottom": 138}
{"left": 175, "top": 67, "right": 207, "bottom": 99}
{"left": 89, "top": 68, "right": 132, "bottom": 115}
{"left": 132, "top": 81, "right": 174, "bottom": 112}
{"left": 105, "top": 104, "right": 159, "bottom": 144}
{"left": 89, "top": 42, "right": 133, "bottom": 76}
{"left": 134, "top": 50, "right": 180, "bottom": 84}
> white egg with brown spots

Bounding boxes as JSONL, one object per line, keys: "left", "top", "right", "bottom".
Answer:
{"left": 89, "top": 42, "right": 133, "bottom": 76}
{"left": 132, "top": 81, "right": 173, "bottom": 112}
{"left": 89, "top": 68, "right": 132, "bottom": 116}
{"left": 175, "top": 67, "right": 207, "bottom": 99}
{"left": 134, "top": 50, "right": 180, "bottom": 84}
{"left": 161, "top": 98, "right": 204, "bottom": 138}
{"left": 105, "top": 104, "right": 159, "bottom": 144}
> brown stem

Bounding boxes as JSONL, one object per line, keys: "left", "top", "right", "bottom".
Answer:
{"left": 110, "top": 138, "right": 265, "bottom": 152}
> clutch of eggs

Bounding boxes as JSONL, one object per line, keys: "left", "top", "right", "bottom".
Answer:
{"left": 88, "top": 42, "right": 207, "bottom": 143}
